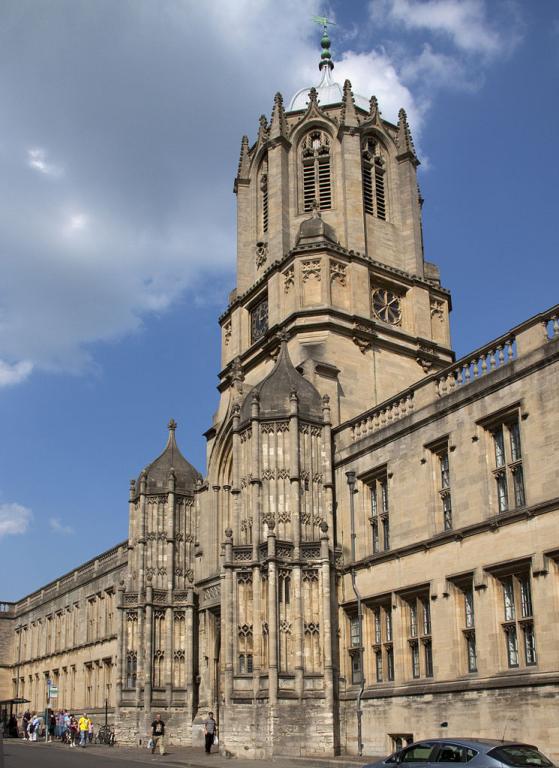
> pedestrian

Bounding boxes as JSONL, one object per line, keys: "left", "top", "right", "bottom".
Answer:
{"left": 22, "top": 709, "right": 30, "bottom": 740}
{"left": 203, "top": 711, "right": 217, "bottom": 754}
{"left": 70, "top": 715, "right": 78, "bottom": 747}
{"left": 8, "top": 713, "right": 18, "bottom": 738}
{"left": 88, "top": 717, "right": 94, "bottom": 743}
{"left": 150, "top": 713, "right": 166, "bottom": 755}
{"left": 48, "top": 710, "right": 56, "bottom": 742}
{"left": 28, "top": 712, "right": 40, "bottom": 742}
{"left": 78, "top": 713, "right": 90, "bottom": 747}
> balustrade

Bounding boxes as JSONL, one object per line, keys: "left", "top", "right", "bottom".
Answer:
{"left": 437, "top": 336, "right": 516, "bottom": 396}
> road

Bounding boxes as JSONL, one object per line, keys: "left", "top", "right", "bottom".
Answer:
{"left": 1, "top": 739, "right": 186, "bottom": 768}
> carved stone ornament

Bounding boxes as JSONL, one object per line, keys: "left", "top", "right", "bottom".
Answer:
{"left": 223, "top": 320, "right": 232, "bottom": 346}
{"left": 430, "top": 298, "right": 445, "bottom": 321}
{"left": 255, "top": 241, "right": 268, "bottom": 269}
{"left": 283, "top": 266, "right": 295, "bottom": 294}
{"left": 301, "top": 259, "right": 322, "bottom": 282}
{"left": 330, "top": 260, "right": 347, "bottom": 286}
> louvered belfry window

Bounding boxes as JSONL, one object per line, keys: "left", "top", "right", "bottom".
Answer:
{"left": 301, "top": 130, "right": 332, "bottom": 212}
{"left": 362, "top": 138, "right": 387, "bottom": 220}
{"left": 259, "top": 159, "right": 269, "bottom": 236}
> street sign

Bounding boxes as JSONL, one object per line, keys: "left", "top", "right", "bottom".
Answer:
{"left": 49, "top": 687, "right": 59, "bottom": 698}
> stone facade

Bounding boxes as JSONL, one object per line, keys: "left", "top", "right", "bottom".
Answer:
{"left": 1, "top": 39, "right": 559, "bottom": 761}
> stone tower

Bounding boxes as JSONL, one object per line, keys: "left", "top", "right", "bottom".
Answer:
{"left": 117, "top": 420, "right": 202, "bottom": 742}
{"left": 194, "top": 27, "right": 455, "bottom": 757}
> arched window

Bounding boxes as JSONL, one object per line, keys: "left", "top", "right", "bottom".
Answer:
{"left": 300, "top": 130, "right": 332, "bottom": 211}
{"left": 362, "top": 137, "right": 387, "bottom": 220}
{"left": 258, "top": 158, "right": 268, "bottom": 237}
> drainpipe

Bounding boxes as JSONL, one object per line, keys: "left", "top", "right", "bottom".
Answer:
{"left": 346, "top": 471, "right": 364, "bottom": 757}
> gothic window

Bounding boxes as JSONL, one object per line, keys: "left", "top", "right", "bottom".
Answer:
{"left": 278, "top": 570, "right": 292, "bottom": 672}
{"left": 348, "top": 614, "right": 363, "bottom": 684}
{"left": 250, "top": 294, "right": 268, "bottom": 344}
{"left": 460, "top": 583, "right": 477, "bottom": 673}
{"left": 371, "top": 286, "right": 402, "bottom": 326}
{"left": 300, "top": 129, "right": 332, "bottom": 212}
{"left": 372, "top": 604, "right": 394, "bottom": 683}
{"left": 173, "top": 612, "right": 186, "bottom": 688}
{"left": 490, "top": 417, "right": 525, "bottom": 513}
{"left": 237, "top": 574, "right": 254, "bottom": 674}
{"left": 428, "top": 440, "right": 453, "bottom": 530}
{"left": 406, "top": 592, "right": 432, "bottom": 679}
{"left": 259, "top": 158, "right": 269, "bottom": 237}
{"left": 153, "top": 610, "right": 166, "bottom": 687}
{"left": 500, "top": 573, "right": 536, "bottom": 668}
{"left": 369, "top": 472, "right": 390, "bottom": 552}
{"left": 303, "top": 570, "right": 321, "bottom": 673}
{"left": 362, "top": 137, "right": 387, "bottom": 220}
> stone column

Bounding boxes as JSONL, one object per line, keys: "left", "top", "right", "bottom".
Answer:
{"left": 167, "top": 470, "right": 176, "bottom": 594}
{"left": 267, "top": 524, "right": 278, "bottom": 706}
{"left": 165, "top": 606, "right": 173, "bottom": 706}
{"left": 116, "top": 583, "right": 125, "bottom": 710}
{"left": 128, "top": 480, "right": 136, "bottom": 589}
{"left": 320, "top": 522, "right": 334, "bottom": 712}
{"left": 231, "top": 405, "right": 241, "bottom": 541}
{"left": 143, "top": 583, "right": 153, "bottom": 717}
{"left": 321, "top": 395, "right": 335, "bottom": 537}
{"left": 289, "top": 391, "right": 304, "bottom": 698}
{"left": 138, "top": 471, "right": 147, "bottom": 595}
{"left": 185, "top": 588, "right": 195, "bottom": 715}
{"left": 252, "top": 565, "right": 262, "bottom": 700}
{"left": 251, "top": 393, "right": 261, "bottom": 560}
{"left": 223, "top": 529, "right": 234, "bottom": 706}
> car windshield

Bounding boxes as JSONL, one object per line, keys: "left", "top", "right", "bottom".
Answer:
{"left": 488, "top": 746, "right": 553, "bottom": 767}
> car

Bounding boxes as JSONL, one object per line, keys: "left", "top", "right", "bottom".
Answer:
{"left": 363, "top": 738, "right": 556, "bottom": 768}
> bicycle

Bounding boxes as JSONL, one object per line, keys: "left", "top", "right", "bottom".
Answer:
{"left": 95, "top": 725, "right": 116, "bottom": 746}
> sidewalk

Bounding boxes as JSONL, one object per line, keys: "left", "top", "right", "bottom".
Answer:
{"left": 4, "top": 739, "right": 380, "bottom": 768}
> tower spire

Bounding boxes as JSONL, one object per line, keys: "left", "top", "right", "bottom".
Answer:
{"left": 312, "top": 15, "right": 336, "bottom": 72}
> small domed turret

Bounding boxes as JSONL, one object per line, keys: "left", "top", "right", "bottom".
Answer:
{"left": 239, "top": 342, "right": 323, "bottom": 425}
{"left": 136, "top": 419, "right": 202, "bottom": 497}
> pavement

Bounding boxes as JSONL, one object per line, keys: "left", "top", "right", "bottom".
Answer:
{"left": 0, "top": 738, "right": 380, "bottom": 768}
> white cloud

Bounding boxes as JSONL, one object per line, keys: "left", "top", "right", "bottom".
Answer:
{"left": 376, "top": 0, "right": 504, "bottom": 55}
{"left": 0, "top": 503, "right": 33, "bottom": 538}
{"left": 49, "top": 517, "right": 75, "bottom": 535}
{"left": 0, "top": 1, "right": 520, "bottom": 386}
{"left": 27, "top": 147, "right": 63, "bottom": 177}
{"left": 0, "top": 359, "right": 33, "bottom": 387}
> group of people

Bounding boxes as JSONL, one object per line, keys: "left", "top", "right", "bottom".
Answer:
{"left": 15, "top": 709, "right": 94, "bottom": 746}
{"left": 147, "top": 711, "right": 217, "bottom": 757}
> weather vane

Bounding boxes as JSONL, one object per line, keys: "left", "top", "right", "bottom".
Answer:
{"left": 311, "top": 15, "right": 336, "bottom": 33}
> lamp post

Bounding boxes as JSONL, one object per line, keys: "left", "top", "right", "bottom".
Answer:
{"left": 346, "top": 470, "right": 364, "bottom": 757}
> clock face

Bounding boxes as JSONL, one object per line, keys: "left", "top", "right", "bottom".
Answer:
{"left": 372, "top": 288, "right": 402, "bottom": 325}
{"left": 251, "top": 297, "right": 269, "bottom": 343}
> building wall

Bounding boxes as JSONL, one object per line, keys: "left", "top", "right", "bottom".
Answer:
{"left": 334, "top": 310, "right": 559, "bottom": 759}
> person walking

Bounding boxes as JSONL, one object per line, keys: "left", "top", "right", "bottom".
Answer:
{"left": 88, "top": 717, "right": 94, "bottom": 743}
{"left": 28, "top": 713, "right": 40, "bottom": 742}
{"left": 78, "top": 713, "right": 90, "bottom": 748}
{"left": 22, "top": 710, "right": 30, "bottom": 740}
{"left": 150, "top": 713, "right": 166, "bottom": 755}
{"left": 203, "top": 712, "right": 217, "bottom": 754}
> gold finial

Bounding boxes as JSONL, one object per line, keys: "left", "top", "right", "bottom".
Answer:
{"left": 168, "top": 418, "right": 177, "bottom": 432}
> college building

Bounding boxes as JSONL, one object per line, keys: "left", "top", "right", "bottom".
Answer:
{"left": 1, "top": 30, "right": 558, "bottom": 759}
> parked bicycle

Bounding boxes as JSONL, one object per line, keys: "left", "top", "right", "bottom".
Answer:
{"left": 95, "top": 725, "right": 116, "bottom": 746}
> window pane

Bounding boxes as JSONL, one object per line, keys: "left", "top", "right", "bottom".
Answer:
{"left": 494, "top": 427, "right": 506, "bottom": 467}
{"left": 464, "top": 588, "right": 474, "bottom": 628}
{"left": 509, "top": 421, "right": 522, "bottom": 462}
{"left": 424, "top": 642, "right": 433, "bottom": 677}
{"left": 374, "top": 609, "right": 382, "bottom": 644}
{"left": 443, "top": 493, "right": 452, "bottom": 530}
{"left": 487, "top": 747, "right": 552, "bottom": 767}
{"left": 503, "top": 578, "right": 515, "bottom": 621}
{"left": 520, "top": 577, "right": 532, "bottom": 617}
{"left": 410, "top": 605, "right": 417, "bottom": 637}
{"left": 383, "top": 518, "right": 390, "bottom": 551}
{"left": 497, "top": 472, "right": 508, "bottom": 512}
{"left": 387, "top": 647, "right": 394, "bottom": 681}
{"left": 381, "top": 480, "right": 389, "bottom": 513}
{"left": 467, "top": 634, "right": 477, "bottom": 672}
{"left": 386, "top": 611, "right": 393, "bottom": 642}
{"left": 401, "top": 744, "right": 436, "bottom": 763}
{"left": 411, "top": 644, "right": 420, "bottom": 678}
{"left": 422, "top": 600, "right": 431, "bottom": 635}
{"left": 524, "top": 625, "right": 537, "bottom": 665}
{"left": 513, "top": 467, "right": 526, "bottom": 507}
{"left": 375, "top": 651, "right": 383, "bottom": 682}
{"left": 436, "top": 745, "right": 478, "bottom": 763}
{"left": 350, "top": 617, "right": 361, "bottom": 647}
{"left": 506, "top": 626, "right": 519, "bottom": 667}
{"left": 439, "top": 451, "right": 450, "bottom": 489}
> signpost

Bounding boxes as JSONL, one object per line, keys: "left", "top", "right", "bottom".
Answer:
{"left": 45, "top": 678, "right": 52, "bottom": 743}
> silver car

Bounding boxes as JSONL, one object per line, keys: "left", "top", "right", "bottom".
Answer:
{"left": 363, "top": 739, "right": 555, "bottom": 768}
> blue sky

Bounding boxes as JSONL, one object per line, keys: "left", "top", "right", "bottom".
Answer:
{"left": 1, "top": 0, "right": 558, "bottom": 600}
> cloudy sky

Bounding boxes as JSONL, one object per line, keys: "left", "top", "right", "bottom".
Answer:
{"left": 1, "top": 0, "right": 558, "bottom": 599}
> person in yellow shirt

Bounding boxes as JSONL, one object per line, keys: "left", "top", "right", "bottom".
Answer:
{"left": 78, "top": 714, "right": 90, "bottom": 748}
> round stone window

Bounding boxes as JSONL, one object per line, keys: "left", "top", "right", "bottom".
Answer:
{"left": 372, "top": 288, "right": 402, "bottom": 325}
